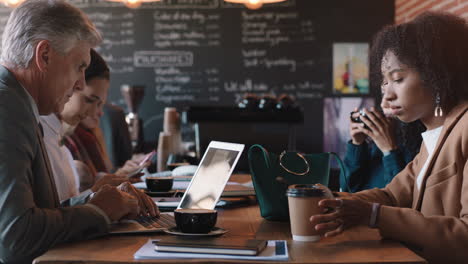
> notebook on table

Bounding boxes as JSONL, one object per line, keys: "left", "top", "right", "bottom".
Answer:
{"left": 110, "top": 141, "right": 245, "bottom": 234}
{"left": 154, "top": 237, "right": 267, "bottom": 256}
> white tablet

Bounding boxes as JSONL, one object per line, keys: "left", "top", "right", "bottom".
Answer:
{"left": 177, "top": 141, "right": 244, "bottom": 210}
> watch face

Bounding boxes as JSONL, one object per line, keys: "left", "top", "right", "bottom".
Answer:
{"left": 369, "top": 203, "right": 381, "bottom": 228}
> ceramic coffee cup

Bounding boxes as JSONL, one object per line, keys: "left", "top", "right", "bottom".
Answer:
{"left": 286, "top": 184, "right": 332, "bottom": 242}
{"left": 145, "top": 176, "right": 174, "bottom": 192}
{"left": 174, "top": 208, "right": 217, "bottom": 233}
{"left": 166, "top": 154, "right": 190, "bottom": 170}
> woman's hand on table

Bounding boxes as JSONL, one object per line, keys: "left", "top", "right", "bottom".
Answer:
{"left": 310, "top": 198, "right": 373, "bottom": 237}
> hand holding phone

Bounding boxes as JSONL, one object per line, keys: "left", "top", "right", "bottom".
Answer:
{"left": 127, "top": 150, "right": 156, "bottom": 178}
{"left": 139, "top": 150, "right": 156, "bottom": 166}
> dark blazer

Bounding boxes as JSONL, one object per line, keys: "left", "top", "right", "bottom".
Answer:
{"left": 0, "top": 66, "right": 108, "bottom": 263}
{"left": 100, "top": 103, "right": 132, "bottom": 169}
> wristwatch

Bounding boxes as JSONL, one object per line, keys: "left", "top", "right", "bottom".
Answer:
{"left": 383, "top": 148, "right": 398, "bottom": 156}
{"left": 369, "top": 203, "right": 381, "bottom": 228}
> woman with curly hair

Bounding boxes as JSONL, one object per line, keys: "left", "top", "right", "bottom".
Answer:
{"left": 312, "top": 12, "right": 468, "bottom": 264}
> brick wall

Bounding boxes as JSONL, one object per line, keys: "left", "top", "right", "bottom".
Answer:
{"left": 396, "top": 0, "right": 468, "bottom": 24}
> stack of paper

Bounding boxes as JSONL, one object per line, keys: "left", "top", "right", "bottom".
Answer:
{"left": 134, "top": 239, "right": 289, "bottom": 261}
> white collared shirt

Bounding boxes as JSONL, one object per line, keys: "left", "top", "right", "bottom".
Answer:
{"left": 416, "top": 126, "right": 443, "bottom": 190}
{"left": 40, "top": 114, "right": 80, "bottom": 201}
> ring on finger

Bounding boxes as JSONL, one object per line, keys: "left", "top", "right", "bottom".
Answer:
{"left": 335, "top": 218, "right": 344, "bottom": 226}
{"left": 335, "top": 198, "right": 344, "bottom": 209}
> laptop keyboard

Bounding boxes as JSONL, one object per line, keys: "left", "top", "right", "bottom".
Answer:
{"left": 135, "top": 213, "right": 175, "bottom": 229}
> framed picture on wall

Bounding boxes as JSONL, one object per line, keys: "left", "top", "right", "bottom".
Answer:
{"left": 332, "top": 43, "right": 369, "bottom": 94}
{"left": 323, "top": 97, "right": 374, "bottom": 163}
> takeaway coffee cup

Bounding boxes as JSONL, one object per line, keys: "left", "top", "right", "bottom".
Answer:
{"left": 286, "top": 184, "right": 331, "bottom": 242}
{"left": 174, "top": 208, "right": 217, "bottom": 233}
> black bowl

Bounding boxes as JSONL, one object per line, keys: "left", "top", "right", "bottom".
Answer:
{"left": 145, "top": 177, "right": 174, "bottom": 192}
{"left": 174, "top": 208, "right": 217, "bottom": 234}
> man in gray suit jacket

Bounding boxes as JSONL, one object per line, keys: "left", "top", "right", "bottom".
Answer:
{"left": 0, "top": 1, "right": 141, "bottom": 263}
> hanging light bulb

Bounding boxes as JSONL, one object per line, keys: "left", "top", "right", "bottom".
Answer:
{"left": 244, "top": 0, "right": 263, "bottom": 9}
{"left": 224, "top": 0, "right": 286, "bottom": 10}
{"left": 121, "top": 0, "right": 141, "bottom": 8}
{"left": 106, "top": 0, "right": 161, "bottom": 9}
{"left": 123, "top": 0, "right": 143, "bottom": 9}
{"left": 1, "top": 0, "right": 25, "bottom": 8}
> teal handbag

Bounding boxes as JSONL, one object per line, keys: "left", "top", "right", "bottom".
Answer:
{"left": 248, "top": 144, "right": 346, "bottom": 221}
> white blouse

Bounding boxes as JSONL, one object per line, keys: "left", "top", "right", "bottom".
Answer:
{"left": 416, "top": 126, "right": 443, "bottom": 190}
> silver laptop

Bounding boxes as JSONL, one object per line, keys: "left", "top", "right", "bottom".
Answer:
{"left": 110, "top": 141, "right": 245, "bottom": 234}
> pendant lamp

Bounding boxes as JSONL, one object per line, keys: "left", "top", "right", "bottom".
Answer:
{"left": 1, "top": 0, "right": 24, "bottom": 8}
{"left": 106, "top": 0, "right": 161, "bottom": 9}
{"left": 224, "top": 0, "right": 287, "bottom": 10}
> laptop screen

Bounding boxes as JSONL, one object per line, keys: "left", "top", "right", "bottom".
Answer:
{"left": 178, "top": 141, "right": 244, "bottom": 210}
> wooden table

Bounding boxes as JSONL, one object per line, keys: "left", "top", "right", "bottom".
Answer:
{"left": 34, "top": 203, "right": 426, "bottom": 264}
{"left": 35, "top": 175, "right": 426, "bottom": 263}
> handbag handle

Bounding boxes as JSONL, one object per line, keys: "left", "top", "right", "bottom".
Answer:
{"left": 279, "top": 151, "right": 310, "bottom": 175}
{"left": 249, "top": 144, "right": 273, "bottom": 169}
{"left": 249, "top": 145, "right": 350, "bottom": 192}
{"left": 249, "top": 145, "right": 291, "bottom": 186}
{"left": 329, "top": 152, "right": 351, "bottom": 193}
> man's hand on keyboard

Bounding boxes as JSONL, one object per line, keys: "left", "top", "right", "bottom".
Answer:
{"left": 89, "top": 185, "right": 140, "bottom": 221}
{"left": 118, "top": 182, "right": 160, "bottom": 217}
{"left": 135, "top": 214, "right": 175, "bottom": 229}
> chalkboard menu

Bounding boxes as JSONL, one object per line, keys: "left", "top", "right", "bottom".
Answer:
{"left": 0, "top": 0, "right": 394, "bottom": 153}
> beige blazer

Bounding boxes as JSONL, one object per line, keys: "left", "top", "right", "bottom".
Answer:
{"left": 352, "top": 102, "right": 468, "bottom": 264}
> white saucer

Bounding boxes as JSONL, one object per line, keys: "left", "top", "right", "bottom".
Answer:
{"left": 164, "top": 227, "right": 228, "bottom": 237}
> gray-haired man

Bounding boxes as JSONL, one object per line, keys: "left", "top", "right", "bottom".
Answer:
{"left": 0, "top": 1, "right": 140, "bottom": 263}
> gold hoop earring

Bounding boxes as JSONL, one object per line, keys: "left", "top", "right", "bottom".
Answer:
{"left": 434, "top": 93, "right": 443, "bottom": 117}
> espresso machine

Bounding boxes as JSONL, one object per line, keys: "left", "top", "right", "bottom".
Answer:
{"left": 121, "top": 84, "right": 145, "bottom": 150}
